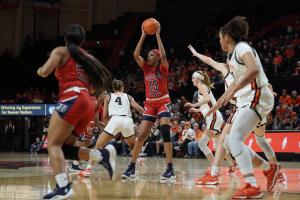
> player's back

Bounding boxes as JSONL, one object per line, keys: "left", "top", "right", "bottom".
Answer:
{"left": 108, "top": 92, "right": 132, "bottom": 117}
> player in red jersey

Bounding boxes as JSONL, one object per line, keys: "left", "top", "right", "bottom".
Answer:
{"left": 37, "top": 24, "right": 115, "bottom": 200}
{"left": 122, "top": 22, "right": 175, "bottom": 180}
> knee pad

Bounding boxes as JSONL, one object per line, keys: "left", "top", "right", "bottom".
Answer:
{"left": 198, "top": 134, "right": 211, "bottom": 155}
{"left": 255, "top": 135, "right": 275, "bottom": 160}
{"left": 62, "top": 144, "right": 80, "bottom": 160}
{"left": 160, "top": 124, "right": 171, "bottom": 142}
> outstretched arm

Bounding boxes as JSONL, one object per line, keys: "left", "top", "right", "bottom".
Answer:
{"left": 128, "top": 95, "right": 144, "bottom": 114}
{"left": 188, "top": 44, "right": 228, "bottom": 76}
{"left": 156, "top": 22, "right": 169, "bottom": 68}
{"left": 133, "top": 25, "right": 146, "bottom": 70}
{"left": 185, "top": 84, "right": 211, "bottom": 108}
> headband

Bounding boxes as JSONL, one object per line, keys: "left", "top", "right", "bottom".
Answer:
{"left": 192, "top": 72, "right": 204, "bottom": 80}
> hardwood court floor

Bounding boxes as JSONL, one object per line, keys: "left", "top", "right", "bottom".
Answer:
{"left": 0, "top": 153, "right": 299, "bottom": 199}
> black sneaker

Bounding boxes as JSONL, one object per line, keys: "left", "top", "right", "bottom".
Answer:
{"left": 160, "top": 168, "right": 176, "bottom": 180}
{"left": 122, "top": 165, "right": 136, "bottom": 180}
{"left": 68, "top": 161, "right": 82, "bottom": 173}
{"left": 43, "top": 183, "right": 74, "bottom": 200}
{"left": 99, "top": 144, "right": 116, "bottom": 179}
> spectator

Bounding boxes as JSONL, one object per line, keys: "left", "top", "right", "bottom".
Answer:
{"left": 273, "top": 50, "right": 282, "bottom": 76}
{"left": 30, "top": 137, "right": 42, "bottom": 154}
{"left": 187, "top": 123, "right": 205, "bottom": 158}
{"left": 291, "top": 90, "right": 300, "bottom": 112}
{"left": 4, "top": 120, "right": 15, "bottom": 151}
{"left": 279, "top": 89, "right": 292, "bottom": 105}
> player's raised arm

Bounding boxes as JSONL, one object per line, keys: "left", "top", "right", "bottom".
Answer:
{"left": 133, "top": 25, "right": 146, "bottom": 70}
{"left": 155, "top": 22, "right": 169, "bottom": 68}
{"left": 188, "top": 44, "right": 228, "bottom": 76}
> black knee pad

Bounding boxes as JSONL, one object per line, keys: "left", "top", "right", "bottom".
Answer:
{"left": 62, "top": 144, "right": 80, "bottom": 160}
{"left": 160, "top": 124, "right": 171, "bottom": 142}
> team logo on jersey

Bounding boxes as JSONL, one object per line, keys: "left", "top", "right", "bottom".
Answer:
{"left": 56, "top": 103, "right": 69, "bottom": 114}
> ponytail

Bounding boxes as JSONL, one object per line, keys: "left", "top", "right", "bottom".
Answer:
{"left": 67, "top": 42, "right": 111, "bottom": 96}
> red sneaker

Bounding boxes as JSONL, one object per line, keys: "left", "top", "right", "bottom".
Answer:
{"left": 194, "top": 174, "right": 219, "bottom": 185}
{"left": 263, "top": 163, "right": 280, "bottom": 191}
{"left": 232, "top": 183, "right": 263, "bottom": 199}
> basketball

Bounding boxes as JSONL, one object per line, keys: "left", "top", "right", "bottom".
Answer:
{"left": 142, "top": 18, "right": 158, "bottom": 35}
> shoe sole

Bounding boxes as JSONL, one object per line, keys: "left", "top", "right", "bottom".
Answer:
{"left": 232, "top": 192, "right": 263, "bottom": 199}
{"left": 268, "top": 164, "right": 280, "bottom": 191}
{"left": 121, "top": 174, "right": 136, "bottom": 180}
{"left": 44, "top": 188, "right": 74, "bottom": 200}
{"left": 105, "top": 144, "right": 116, "bottom": 178}
{"left": 160, "top": 175, "right": 176, "bottom": 180}
{"left": 195, "top": 181, "right": 219, "bottom": 185}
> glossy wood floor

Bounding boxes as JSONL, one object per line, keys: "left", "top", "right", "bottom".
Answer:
{"left": 0, "top": 153, "right": 299, "bottom": 200}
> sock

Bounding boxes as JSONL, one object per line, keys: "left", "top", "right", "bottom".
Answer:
{"left": 245, "top": 176, "right": 257, "bottom": 187}
{"left": 55, "top": 173, "right": 68, "bottom": 188}
{"left": 167, "top": 163, "right": 173, "bottom": 170}
{"left": 99, "top": 149, "right": 109, "bottom": 162}
{"left": 260, "top": 160, "right": 270, "bottom": 171}
{"left": 89, "top": 149, "right": 103, "bottom": 162}
{"left": 211, "top": 166, "right": 219, "bottom": 176}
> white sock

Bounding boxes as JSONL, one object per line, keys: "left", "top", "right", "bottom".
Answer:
{"left": 89, "top": 149, "right": 102, "bottom": 162}
{"left": 211, "top": 166, "right": 219, "bottom": 176}
{"left": 260, "top": 160, "right": 270, "bottom": 171}
{"left": 245, "top": 176, "right": 257, "bottom": 187}
{"left": 55, "top": 173, "right": 68, "bottom": 188}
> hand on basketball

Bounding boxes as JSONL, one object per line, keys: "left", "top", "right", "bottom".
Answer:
{"left": 188, "top": 44, "right": 198, "bottom": 57}
{"left": 189, "top": 108, "right": 198, "bottom": 113}
{"left": 155, "top": 21, "right": 161, "bottom": 36}
{"left": 184, "top": 102, "right": 193, "bottom": 108}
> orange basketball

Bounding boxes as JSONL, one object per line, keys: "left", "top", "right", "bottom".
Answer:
{"left": 142, "top": 18, "right": 158, "bottom": 35}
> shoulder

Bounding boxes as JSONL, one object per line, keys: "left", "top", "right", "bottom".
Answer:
{"left": 52, "top": 46, "right": 66, "bottom": 56}
{"left": 235, "top": 42, "right": 254, "bottom": 57}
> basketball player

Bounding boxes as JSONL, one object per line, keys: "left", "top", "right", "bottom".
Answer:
{"left": 37, "top": 24, "right": 115, "bottom": 200}
{"left": 122, "top": 21, "right": 175, "bottom": 180}
{"left": 79, "top": 79, "right": 144, "bottom": 177}
{"left": 188, "top": 45, "right": 283, "bottom": 185}
{"left": 206, "top": 16, "right": 280, "bottom": 198}
{"left": 184, "top": 71, "right": 224, "bottom": 167}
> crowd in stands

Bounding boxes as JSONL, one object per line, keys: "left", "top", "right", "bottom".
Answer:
{"left": 0, "top": 15, "right": 299, "bottom": 156}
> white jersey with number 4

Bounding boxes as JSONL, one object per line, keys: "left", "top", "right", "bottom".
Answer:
{"left": 108, "top": 92, "right": 132, "bottom": 117}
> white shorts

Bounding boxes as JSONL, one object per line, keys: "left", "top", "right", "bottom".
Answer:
{"left": 206, "top": 110, "right": 224, "bottom": 134}
{"left": 237, "top": 85, "right": 274, "bottom": 124}
{"left": 103, "top": 116, "right": 134, "bottom": 138}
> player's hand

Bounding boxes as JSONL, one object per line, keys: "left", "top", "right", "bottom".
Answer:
{"left": 189, "top": 108, "right": 198, "bottom": 113}
{"left": 188, "top": 44, "right": 198, "bottom": 57}
{"left": 155, "top": 21, "right": 161, "bottom": 36}
{"left": 184, "top": 102, "right": 193, "bottom": 107}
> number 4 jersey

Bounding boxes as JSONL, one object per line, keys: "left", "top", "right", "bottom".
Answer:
{"left": 143, "top": 62, "right": 169, "bottom": 99}
{"left": 108, "top": 93, "right": 132, "bottom": 117}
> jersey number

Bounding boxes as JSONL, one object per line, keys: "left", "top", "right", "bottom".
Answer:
{"left": 148, "top": 80, "right": 158, "bottom": 91}
{"left": 115, "top": 97, "right": 122, "bottom": 105}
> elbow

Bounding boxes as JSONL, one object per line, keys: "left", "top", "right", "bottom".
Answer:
{"left": 37, "top": 68, "right": 48, "bottom": 77}
{"left": 251, "top": 68, "right": 259, "bottom": 78}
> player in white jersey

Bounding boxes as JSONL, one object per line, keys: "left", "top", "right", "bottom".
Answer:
{"left": 80, "top": 79, "right": 144, "bottom": 177}
{"left": 184, "top": 71, "right": 224, "bottom": 167}
{"left": 188, "top": 45, "right": 284, "bottom": 186}
{"left": 206, "top": 16, "right": 280, "bottom": 199}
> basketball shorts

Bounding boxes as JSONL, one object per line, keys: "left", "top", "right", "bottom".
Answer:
{"left": 142, "top": 97, "right": 171, "bottom": 122}
{"left": 104, "top": 116, "right": 134, "bottom": 138}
